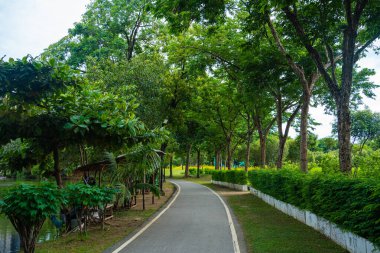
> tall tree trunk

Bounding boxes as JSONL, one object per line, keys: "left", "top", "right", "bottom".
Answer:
{"left": 196, "top": 148, "right": 201, "bottom": 178}
{"left": 226, "top": 137, "right": 232, "bottom": 170}
{"left": 337, "top": 97, "right": 352, "bottom": 173}
{"left": 276, "top": 100, "right": 301, "bottom": 169}
{"left": 245, "top": 133, "right": 252, "bottom": 172}
{"left": 215, "top": 151, "right": 218, "bottom": 170}
{"left": 169, "top": 155, "right": 173, "bottom": 178}
{"left": 276, "top": 94, "right": 284, "bottom": 169}
{"left": 53, "top": 147, "right": 63, "bottom": 188}
{"left": 259, "top": 134, "right": 266, "bottom": 167}
{"left": 185, "top": 144, "right": 192, "bottom": 177}
{"left": 215, "top": 149, "right": 221, "bottom": 170}
{"left": 277, "top": 138, "right": 286, "bottom": 169}
{"left": 142, "top": 171, "right": 146, "bottom": 210}
{"left": 159, "top": 143, "right": 167, "bottom": 192}
{"left": 151, "top": 173, "right": 155, "bottom": 204}
{"left": 300, "top": 91, "right": 311, "bottom": 173}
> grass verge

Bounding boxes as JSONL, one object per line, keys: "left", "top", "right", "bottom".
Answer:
{"left": 35, "top": 182, "right": 175, "bottom": 253}
{"left": 184, "top": 174, "right": 346, "bottom": 253}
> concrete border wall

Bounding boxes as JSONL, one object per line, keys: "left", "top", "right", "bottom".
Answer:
{"left": 249, "top": 187, "right": 378, "bottom": 253}
{"left": 211, "top": 180, "right": 248, "bottom": 191}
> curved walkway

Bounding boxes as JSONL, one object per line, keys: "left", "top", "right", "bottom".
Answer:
{"left": 107, "top": 180, "right": 241, "bottom": 253}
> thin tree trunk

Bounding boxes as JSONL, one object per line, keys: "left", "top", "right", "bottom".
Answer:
{"left": 159, "top": 143, "right": 167, "bottom": 193}
{"left": 142, "top": 172, "right": 146, "bottom": 210}
{"left": 259, "top": 135, "right": 266, "bottom": 167}
{"left": 151, "top": 173, "right": 155, "bottom": 204}
{"left": 277, "top": 138, "right": 286, "bottom": 169}
{"left": 276, "top": 94, "right": 284, "bottom": 169}
{"left": 169, "top": 155, "right": 173, "bottom": 178}
{"left": 53, "top": 147, "right": 63, "bottom": 188}
{"left": 196, "top": 148, "right": 201, "bottom": 178}
{"left": 245, "top": 134, "right": 251, "bottom": 172}
{"left": 226, "top": 137, "right": 232, "bottom": 170}
{"left": 185, "top": 144, "right": 192, "bottom": 177}
{"left": 300, "top": 91, "right": 311, "bottom": 173}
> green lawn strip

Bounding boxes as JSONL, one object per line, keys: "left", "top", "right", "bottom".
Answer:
{"left": 35, "top": 182, "right": 175, "bottom": 253}
{"left": 185, "top": 175, "right": 346, "bottom": 253}
{"left": 226, "top": 192, "right": 347, "bottom": 253}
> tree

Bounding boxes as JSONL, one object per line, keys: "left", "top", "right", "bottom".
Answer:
{"left": 0, "top": 183, "right": 64, "bottom": 253}
{"left": 44, "top": 0, "right": 157, "bottom": 66}
{"left": 317, "top": 137, "right": 338, "bottom": 153}
{"left": 351, "top": 108, "right": 380, "bottom": 153}
{"left": 0, "top": 57, "right": 145, "bottom": 187}
{"left": 275, "top": 0, "right": 380, "bottom": 173}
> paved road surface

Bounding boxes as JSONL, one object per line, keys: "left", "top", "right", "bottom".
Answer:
{"left": 108, "top": 180, "right": 239, "bottom": 253}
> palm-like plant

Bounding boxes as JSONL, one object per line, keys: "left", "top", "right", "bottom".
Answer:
{"left": 104, "top": 144, "right": 161, "bottom": 210}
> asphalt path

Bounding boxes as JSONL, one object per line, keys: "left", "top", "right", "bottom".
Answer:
{"left": 108, "top": 180, "right": 240, "bottom": 253}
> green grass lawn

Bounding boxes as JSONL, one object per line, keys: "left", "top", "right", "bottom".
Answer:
{"left": 182, "top": 174, "right": 346, "bottom": 253}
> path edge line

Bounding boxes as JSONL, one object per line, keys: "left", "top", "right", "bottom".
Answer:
{"left": 201, "top": 184, "right": 241, "bottom": 253}
{"left": 111, "top": 181, "right": 181, "bottom": 253}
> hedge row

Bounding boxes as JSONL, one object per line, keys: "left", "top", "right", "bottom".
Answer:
{"left": 189, "top": 168, "right": 213, "bottom": 175}
{"left": 212, "top": 170, "right": 247, "bottom": 185}
{"left": 248, "top": 170, "right": 380, "bottom": 247}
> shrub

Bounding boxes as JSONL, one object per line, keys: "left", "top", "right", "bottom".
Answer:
{"left": 212, "top": 170, "right": 247, "bottom": 185}
{"left": 0, "top": 183, "right": 64, "bottom": 253}
{"left": 248, "top": 170, "right": 380, "bottom": 247}
{"left": 189, "top": 168, "right": 204, "bottom": 175}
{"left": 64, "top": 183, "right": 117, "bottom": 233}
{"left": 204, "top": 168, "right": 213, "bottom": 174}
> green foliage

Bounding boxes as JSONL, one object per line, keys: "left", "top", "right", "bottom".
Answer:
{"left": 0, "top": 56, "right": 76, "bottom": 104}
{"left": 136, "top": 183, "right": 160, "bottom": 197}
{"left": 317, "top": 138, "right": 338, "bottom": 153}
{"left": 248, "top": 170, "right": 380, "bottom": 247}
{"left": 189, "top": 168, "right": 204, "bottom": 175}
{"left": 351, "top": 109, "right": 380, "bottom": 149}
{"left": 64, "top": 183, "right": 116, "bottom": 209}
{"left": 0, "top": 183, "right": 63, "bottom": 223}
{"left": 212, "top": 170, "right": 247, "bottom": 185}
{"left": 313, "top": 151, "right": 340, "bottom": 174}
{"left": 0, "top": 183, "right": 64, "bottom": 253}
{"left": 353, "top": 149, "right": 380, "bottom": 178}
{"left": 63, "top": 183, "right": 117, "bottom": 233}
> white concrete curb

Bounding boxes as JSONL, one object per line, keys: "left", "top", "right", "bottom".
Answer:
{"left": 211, "top": 180, "right": 248, "bottom": 191}
{"left": 248, "top": 187, "right": 379, "bottom": 253}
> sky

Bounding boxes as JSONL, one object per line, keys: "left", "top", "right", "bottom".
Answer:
{"left": 1, "top": 0, "right": 379, "bottom": 138}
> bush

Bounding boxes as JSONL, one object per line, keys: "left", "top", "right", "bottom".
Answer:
{"left": 64, "top": 183, "right": 117, "bottom": 233}
{"left": 212, "top": 170, "right": 247, "bottom": 185}
{"left": 0, "top": 183, "right": 64, "bottom": 253}
{"left": 189, "top": 168, "right": 204, "bottom": 175}
{"left": 204, "top": 168, "right": 213, "bottom": 174}
{"left": 248, "top": 170, "right": 380, "bottom": 247}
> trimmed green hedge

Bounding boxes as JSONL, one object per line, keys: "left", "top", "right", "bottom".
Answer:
{"left": 248, "top": 170, "right": 380, "bottom": 247}
{"left": 212, "top": 170, "right": 247, "bottom": 185}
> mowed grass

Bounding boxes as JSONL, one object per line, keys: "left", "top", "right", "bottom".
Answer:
{"left": 183, "top": 174, "right": 346, "bottom": 253}
{"left": 227, "top": 192, "right": 347, "bottom": 253}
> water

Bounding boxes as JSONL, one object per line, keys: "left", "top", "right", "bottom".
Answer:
{"left": 0, "top": 215, "right": 58, "bottom": 253}
{"left": 0, "top": 180, "right": 58, "bottom": 253}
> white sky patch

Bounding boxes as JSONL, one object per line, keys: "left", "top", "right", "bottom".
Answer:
{"left": 0, "top": 0, "right": 90, "bottom": 59}
{"left": 0, "top": 1, "right": 379, "bottom": 139}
